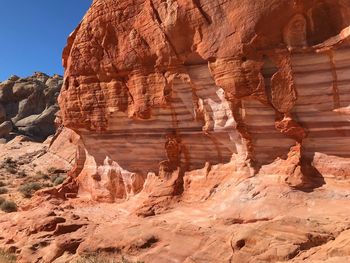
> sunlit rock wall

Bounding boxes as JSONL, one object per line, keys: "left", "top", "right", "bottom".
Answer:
{"left": 59, "top": 0, "right": 350, "bottom": 201}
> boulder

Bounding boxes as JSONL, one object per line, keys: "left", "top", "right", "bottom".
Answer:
{"left": 0, "top": 80, "right": 15, "bottom": 102}
{"left": 0, "top": 121, "right": 12, "bottom": 138}
{"left": 16, "top": 105, "right": 59, "bottom": 138}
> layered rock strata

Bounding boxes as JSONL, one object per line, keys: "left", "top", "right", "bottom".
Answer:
{"left": 59, "top": 0, "right": 350, "bottom": 201}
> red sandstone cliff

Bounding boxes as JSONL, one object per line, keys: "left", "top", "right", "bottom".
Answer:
{"left": 0, "top": 1, "right": 350, "bottom": 262}
{"left": 59, "top": 0, "right": 350, "bottom": 200}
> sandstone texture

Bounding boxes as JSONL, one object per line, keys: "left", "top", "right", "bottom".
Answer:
{"left": 1, "top": 0, "right": 350, "bottom": 262}
{"left": 0, "top": 128, "right": 78, "bottom": 210}
{"left": 59, "top": 0, "right": 350, "bottom": 200}
{"left": 0, "top": 72, "right": 63, "bottom": 140}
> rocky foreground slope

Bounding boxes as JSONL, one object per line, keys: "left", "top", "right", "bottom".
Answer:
{"left": 1, "top": 0, "right": 350, "bottom": 262}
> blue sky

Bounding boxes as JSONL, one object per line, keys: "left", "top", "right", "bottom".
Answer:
{"left": 0, "top": 0, "right": 92, "bottom": 81}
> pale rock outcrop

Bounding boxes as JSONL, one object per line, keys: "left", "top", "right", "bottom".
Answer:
{"left": 0, "top": 121, "right": 12, "bottom": 138}
{"left": 0, "top": 72, "right": 63, "bottom": 140}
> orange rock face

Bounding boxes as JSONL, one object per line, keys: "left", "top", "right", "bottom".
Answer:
{"left": 59, "top": 0, "right": 350, "bottom": 200}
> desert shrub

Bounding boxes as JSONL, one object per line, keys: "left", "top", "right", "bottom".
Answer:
{"left": 75, "top": 255, "right": 143, "bottom": 263}
{"left": 0, "top": 181, "right": 6, "bottom": 187}
{"left": 0, "top": 187, "right": 8, "bottom": 195}
{"left": 120, "top": 257, "right": 144, "bottom": 263}
{"left": 53, "top": 175, "right": 65, "bottom": 186}
{"left": 4, "top": 158, "right": 14, "bottom": 164}
{"left": 42, "top": 182, "right": 54, "bottom": 188}
{"left": 0, "top": 200, "right": 17, "bottom": 213}
{"left": 0, "top": 197, "right": 5, "bottom": 205}
{"left": 50, "top": 174, "right": 59, "bottom": 182}
{"left": 35, "top": 171, "right": 49, "bottom": 180}
{"left": 5, "top": 167, "right": 17, "bottom": 175}
{"left": 0, "top": 158, "right": 13, "bottom": 170}
{"left": 1, "top": 158, "right": 17, "bottom": 173}
{"left": 17, "top": 170, "right": 27, "bottom": 178}
{"left": 18, "top": 182, "right": 42, "bottom": 198}
{"left": 0, "top": 249, "right": 16, "bottom": 263}
{"left": 50, "top": 173, "right": 66, "bottom": 185}
{"left": 48, "top": 167, "right": 57, "bottom": 174}
{"left": 75, "top": 255, "right": 118, "bottom": 263}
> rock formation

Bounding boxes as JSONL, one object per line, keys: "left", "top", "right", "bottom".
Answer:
{"left": 0, "top": 72, "right": 63, "bottom": 140}
{"left": 59, "top": 0, "right": 350, "bottom": 200}
{"left": 1, "top": 0, "right": 350, "bottom": 262}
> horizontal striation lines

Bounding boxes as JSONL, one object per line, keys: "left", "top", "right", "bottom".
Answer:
{"left": 292, "top": 48, "right": 350, "bottom": 158}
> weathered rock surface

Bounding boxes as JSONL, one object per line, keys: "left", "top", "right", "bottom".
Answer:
{"left": 0, "top": 128, "right": 78, "bottom": 211}
{"left": 59, "top": 0, "right": 350, "bottom": 200}
{"left": 0, "top": 72, "right": 63, "bottom": 140}
{"left": 1, "top": 0, "right": 350, "bottom": 262}
{"left": 1, "top": 169, "right": 350, "bottom": 263}
{"left": 0, "top": 121, "right": 12, "bottom": 138}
